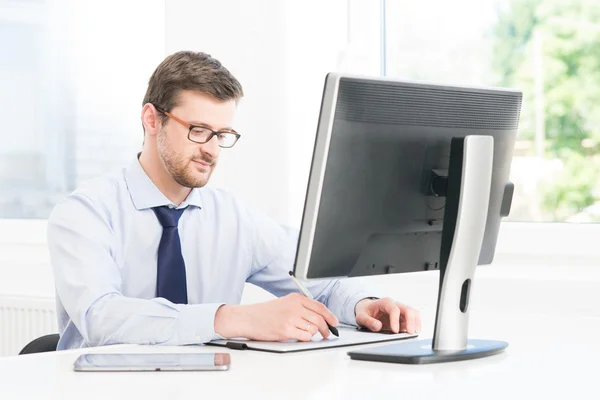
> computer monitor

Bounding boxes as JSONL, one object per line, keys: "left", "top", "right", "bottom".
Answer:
{"left": 292, "top": 73, "right": 522, "bottom": 364}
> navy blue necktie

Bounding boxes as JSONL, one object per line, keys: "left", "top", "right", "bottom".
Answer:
{"left": 152, "top": 206, "right": 188, "bottom": 304}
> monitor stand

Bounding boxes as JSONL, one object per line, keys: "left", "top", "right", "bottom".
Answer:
{"left": 348, "top": 135, "right": 508, "bottom": 364}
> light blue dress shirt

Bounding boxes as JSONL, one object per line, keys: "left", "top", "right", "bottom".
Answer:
{"left": 48, "top": 157, "right": 373, "bottom": 350}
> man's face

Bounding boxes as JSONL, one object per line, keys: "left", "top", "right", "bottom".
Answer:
{"left": 157, "top": 90, "right": 237, "bottom": 188}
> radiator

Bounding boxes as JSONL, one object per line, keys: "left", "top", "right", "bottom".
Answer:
{"left": 0, "top": 296, "right": 57, "bottom": 357}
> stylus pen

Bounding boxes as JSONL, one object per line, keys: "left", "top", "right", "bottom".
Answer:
{"left": 288, "top": 271, "right": 339, "bottom": 337}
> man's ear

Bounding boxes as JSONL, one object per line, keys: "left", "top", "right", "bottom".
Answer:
{"left": 141, "top": 103, "right": 161, "bottom": 137}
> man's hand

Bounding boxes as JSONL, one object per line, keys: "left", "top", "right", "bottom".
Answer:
{"left": 355, "top": 297, "right": 421, "bottom": 334}
{"left": 214, "top": 293, "right": 339, "bottom": 342}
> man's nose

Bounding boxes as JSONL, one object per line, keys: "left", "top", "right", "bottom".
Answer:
{"left": 201, "top": 135, "right": 220, "bottom": 158}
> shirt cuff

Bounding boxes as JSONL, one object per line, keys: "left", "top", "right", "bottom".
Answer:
{"left": 175, "top": 303, "right": 225, "bottom": 344}
{"left": 340, "top": 293, "right": 376, "bottom": 326}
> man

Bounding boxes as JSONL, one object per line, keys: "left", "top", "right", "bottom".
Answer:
{"left": 48, "top": 51, "right": 421, "bottom": 350}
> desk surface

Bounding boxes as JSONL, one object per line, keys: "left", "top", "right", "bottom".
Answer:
{"left": 2, "top": 267, "right": 599, "bottom": 400}
{"left": 0, "top": 308, "right": 597, "bottom": 400}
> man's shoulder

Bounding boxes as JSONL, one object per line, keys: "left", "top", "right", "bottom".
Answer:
{"left": 47, "top": 169, "right": 128, "bottom": 245}
{"left": 51, "top": 168, "right": 127, "bottom": 216}
{"left": 71, "top": 168, "right": 126, "bottom": 204}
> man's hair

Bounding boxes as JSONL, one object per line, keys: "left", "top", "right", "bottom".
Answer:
{"left": 142, "top": 51, "right": 243, "bottom": 129}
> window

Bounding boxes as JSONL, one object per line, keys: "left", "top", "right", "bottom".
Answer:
{"left": 0, "top": 0, "right": 165, "bottom": 219}
{"left": 384, "top": 0, "right": 600, "bottom": 222}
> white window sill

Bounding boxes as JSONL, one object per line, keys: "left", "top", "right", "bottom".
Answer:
{"left": 0, "top": 219, "right": 48, "bottom": 245}
{"left": 494, "top": 222, "right": 600, "bottom": 266}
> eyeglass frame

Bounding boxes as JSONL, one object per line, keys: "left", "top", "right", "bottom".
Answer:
{"left": 153, "top": 104, "right": 241, "bottom": 148}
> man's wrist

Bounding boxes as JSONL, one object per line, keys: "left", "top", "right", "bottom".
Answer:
{"left": 354, "top": 297, "right": 379, "bottom": 316}
{"left": 214, "top": 304, "right": 248, "bottom": 338}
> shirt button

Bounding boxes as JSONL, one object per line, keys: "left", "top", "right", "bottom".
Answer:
{"left": 195, "top": 335, "right": 202, "bottom": 341}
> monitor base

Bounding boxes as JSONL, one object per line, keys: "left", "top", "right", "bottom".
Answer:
{"left": 348, "top": 339, "right": 508, "bottom": 364}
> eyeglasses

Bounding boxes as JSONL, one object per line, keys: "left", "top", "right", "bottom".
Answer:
{"left": 154, "top": 105, "right": 241, "bottom": 148}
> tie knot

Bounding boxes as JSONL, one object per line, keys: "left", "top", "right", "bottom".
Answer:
{"left": 152, "top": 206, "right": 186, "bottom": 228}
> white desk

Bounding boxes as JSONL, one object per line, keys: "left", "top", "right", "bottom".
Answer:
{"left": 1, "top": 267, "right": 598, "bottom": 400}
{"left": 0, "top": 311, "right": 597, "bottom": 400}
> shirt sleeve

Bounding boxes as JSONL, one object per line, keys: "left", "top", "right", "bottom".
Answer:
{"left": 48, "top": 193, "right": 223, "bottom": 346}
{"left": 244, "top": 211, "right": 376, "bottom": 326}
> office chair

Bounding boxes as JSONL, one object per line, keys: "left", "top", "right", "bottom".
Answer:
{"left": 19, "top": 334, "right": 60, "bottom": 355}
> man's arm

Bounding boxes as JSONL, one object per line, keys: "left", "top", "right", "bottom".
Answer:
{"left": 244, "top": 217, "right": 375, "bottom": 327}
{"left": 213, "top": 204, "right": 420, "bottom": 340}
{"left": 48, "top": 193, "right": 223, "bottom": 346}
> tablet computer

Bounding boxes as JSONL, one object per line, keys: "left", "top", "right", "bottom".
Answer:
{"left": 73, "top": 352, "right": 231, "bottom": 372}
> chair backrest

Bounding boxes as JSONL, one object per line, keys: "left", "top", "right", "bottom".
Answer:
{"left": 19, "top": 334, "right": 60, "bottom": 355}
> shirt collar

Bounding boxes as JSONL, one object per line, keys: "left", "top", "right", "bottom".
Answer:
{"left": 124, "top": 154, "right": 203, "bottom": 210}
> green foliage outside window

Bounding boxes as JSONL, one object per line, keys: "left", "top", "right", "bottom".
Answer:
{"left": 491, "top": 0, "right": 600, "bottom": 221}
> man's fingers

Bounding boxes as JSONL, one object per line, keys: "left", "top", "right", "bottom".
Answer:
{"left": 382, "top": 300, "right": 401, "bottom": 333}
{"left": 301, "top": 298, "right": 339, "bottom": 327}
{"left": 356, "top": 312, "right": 383, "bottom": 332}
{"left": 398, "top": 304, "right": 421, "bottom": 334}
{"left": 406, "top": 308, "right": 418, "bottom": 333}
{"left": 291, "top": 326, "right": 314, "bottom": 342}
{"left": 302, "top": 312, "right": 330, "bottom": 338}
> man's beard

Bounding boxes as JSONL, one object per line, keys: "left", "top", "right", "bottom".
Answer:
{"left": 157, "top": 128, "right": 215, "bottom": 188}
